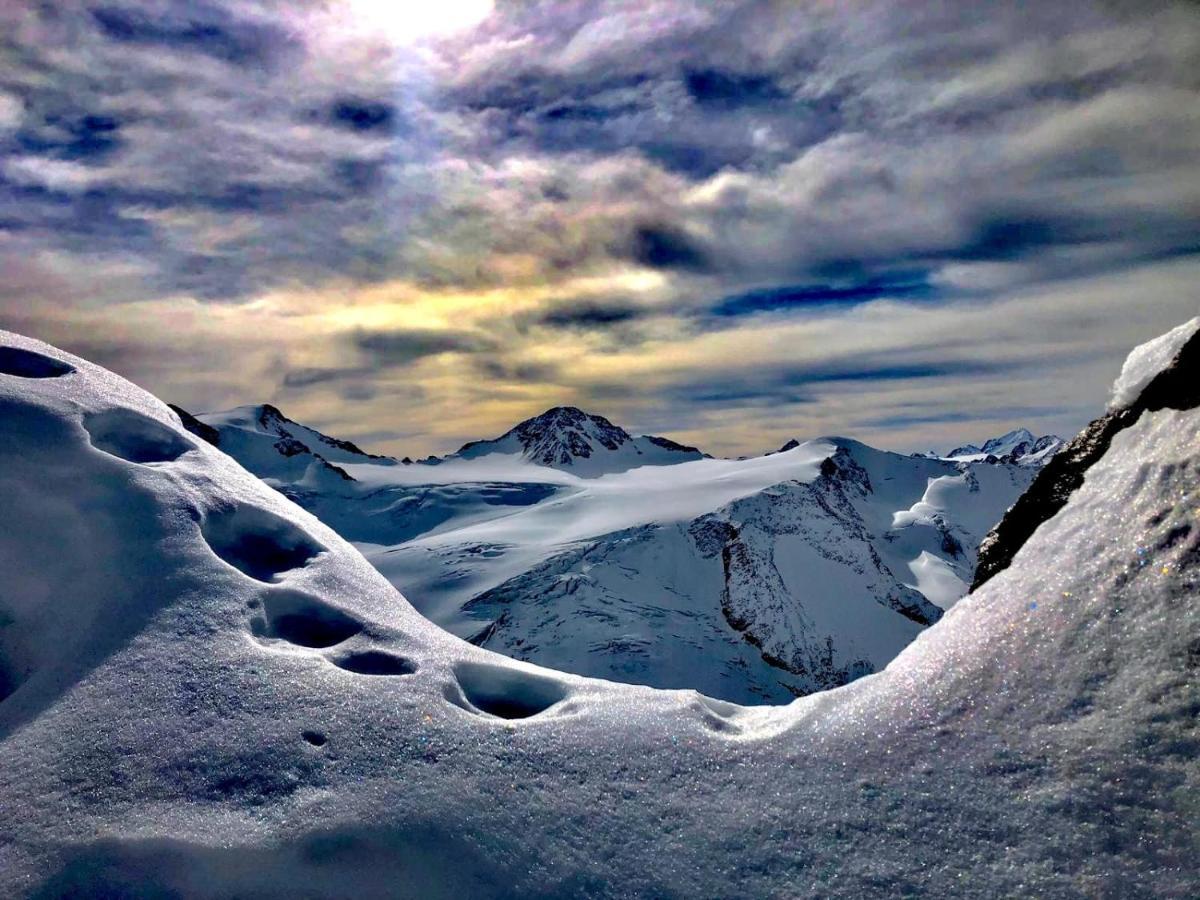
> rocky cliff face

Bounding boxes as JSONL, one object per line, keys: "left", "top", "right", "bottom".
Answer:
{"left": 974, "top": 319, "right": 1200, "bottom": 589}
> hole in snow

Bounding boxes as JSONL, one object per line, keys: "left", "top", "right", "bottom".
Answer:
{"left": 301, "top": 729, "right": 327, "bottom": 747}
{"left": 694, "top": 694, "right": 739, "bottom": 719}
{"left": 332, "top": 650, "right": 417, "bottom": 677}
{"left": 451, "top": 661, "right": 567, "bottom": 720}
{"left": 83, "top": 408, "right": 194, "bottom": 465}
{"left": 258, "top": 590, "right": 363, "bottom": 648}
{"left": 0, "top": 346, "right": 74, "bottom": 378}
{"left": 692, "top": 695, "right": 743, "bottom": 734}
{"left": 201, "top": 505, "right": 324, "bottom": 583}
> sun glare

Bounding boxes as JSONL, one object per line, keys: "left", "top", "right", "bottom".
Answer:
{"left": 342, "top": 0, "right": 494, "bottom": 44}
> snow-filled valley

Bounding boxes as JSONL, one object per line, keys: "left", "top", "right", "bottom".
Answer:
{"left": 1, "top": 322, "right": 1198, "bottom": 898}
{"left": 181, "top": 403, "right": 1054, "bottom": 702}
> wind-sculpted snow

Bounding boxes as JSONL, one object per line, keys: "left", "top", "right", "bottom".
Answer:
{"left": 1, "top": 328, "right": 1197, "bottom": 898}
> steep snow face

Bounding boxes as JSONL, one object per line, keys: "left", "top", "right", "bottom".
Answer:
{"left": 454, "top": 405, "right": 705, "bottom": 476}
{"left": 2, "top": 328, "right": 1197, "bottom": 898}
{"left": 1110, "top": 316, "right": 1200, "bottom": 410}
{"left": 975, "top": 315, "right": 1200, "bottom": 590}
{"left": 463, "top": 469, "right": 943, "bottom": 703}
{"left": 196, "top": 403, "right": 393, "bottom": 489}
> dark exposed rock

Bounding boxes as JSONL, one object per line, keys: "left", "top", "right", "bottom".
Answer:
{"left": 273, "top": 435, "right": 310, "bottom": 457}
{"left": 973, "top": 326, "right": 1200, "bottom": 590}
{"left": 644, "top": 434, "right": 703, "bottom": 455}
{"left": 314, "top": 455, "right": 355, "bottom": 481}
{"left": 168, "top": 404, "right": 220, "bottom": 447}
{"left": 258, "top": 403, "right": 387, "bottom": 460}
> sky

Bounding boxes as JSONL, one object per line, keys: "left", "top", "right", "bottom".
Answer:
{"left": 2, "top": 0, "right": 1199, "bottom": 458}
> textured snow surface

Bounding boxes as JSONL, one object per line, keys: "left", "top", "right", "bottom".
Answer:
{"left": 2, "top": 329, "right": 1199, "bottom": 898}
{"left": 1110, "top": 316, "right": 1200, "bottom": 411}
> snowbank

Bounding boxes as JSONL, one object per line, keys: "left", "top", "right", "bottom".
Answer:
{"left": 1110, "top": 316, "right": 1199, "bottom": 410}
{"left": 1, "top": 328, "right": 1197, "bottom": 898}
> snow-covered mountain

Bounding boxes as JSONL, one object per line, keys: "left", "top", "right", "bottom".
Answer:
{"left": 944, "top": 427, "right": 1065, "bottom": 466}
{"left": 193, "top": 403, "right": 395, "bottom": 482}
{"left": 2, "top": 323, "right": 1197, "bottom": 897}
{"left": 452, "top": 405, "right": 705, "bottom": 476}
{"left": 448, "top": 439, "right": 1035, "bottom": 702}
{"left": 188, "top": 402, "right": 1044, "bottom": 703}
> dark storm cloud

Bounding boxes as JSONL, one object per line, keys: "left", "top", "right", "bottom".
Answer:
{"left": 625, "top": 223, "right": 711, "bottom": 272}
{"left": 534, "top": 301, "right": 643, "bottom": 330}
{"left": 281, "top": 366, "right": 372, "bottom": 389}
{"left": 708, "top": 273, "right": 935, "bottom": 319}
{"left": 683, "top": 68, "right": 788, "bottom": 108}
{"left": 14, "top": 111, "right": 123, "bottom": 162}
{"left": 0, "top": 0, "right": 434, "bottom": 302}
{"left": 860, "top": 406, "right": 1072, "bottom": 431}
{"left": 328, "top": 99, "right": 400, "bottom": 133}
{"left": 355, "top": 328, "right": 497, "bottom": 366}
{"left": 661, "top": 358, "right": 1006, "bottom": 410}
{"left": 475, "top": 358, "right": 562, "bottom": 384}
{"left": 4, "top": 0, "right": 1197, "bottom": 307}
{"left": 89, "top": 3, "right": 295, "bottom": 66}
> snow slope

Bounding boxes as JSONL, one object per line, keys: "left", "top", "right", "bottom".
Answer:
{"left": 194, "top": 407, "right": 1041, "bottom": 703}
{"left": 1, "top": 328, "right": 1198, "bottom": 897}
{"left": 454, "top": 441, "right": 1034, "bottom": 702}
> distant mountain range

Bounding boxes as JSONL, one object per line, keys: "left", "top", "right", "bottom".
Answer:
{"left": 179, "top": 402, "right": 1063, "bottom": 703}
{"left": 941, "top": 428, "right": 1065, "bottom": 467}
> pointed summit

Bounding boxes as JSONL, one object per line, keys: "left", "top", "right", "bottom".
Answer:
{"left": 455, "top": 406, "right": 704, "bottom": 475}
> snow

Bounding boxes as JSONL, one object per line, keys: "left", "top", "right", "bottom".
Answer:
{"left": 904, "top": 550, "right": 969, "bottom": 610}
{"left": 942, "top": 428, "right": 1064, "bottom": 466}
{"left": 1109, "top": 315, "right": 1200, "bottom": 411}
{"left": 2, "top": 327, "right": 1197, "bottom": 897}
{"left": 191, "top": 408, "right": 1040, "bottom": 702}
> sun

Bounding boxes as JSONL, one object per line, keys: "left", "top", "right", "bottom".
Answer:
{"left": 341, "top": 0, "right": 494, "bottom": 44}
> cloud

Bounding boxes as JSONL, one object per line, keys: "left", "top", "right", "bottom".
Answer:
{"left": 531, "top": 299, "right": 643, "bottom": 330}
{"left": 354, "top": 327, "right": 496, "bottom": 366}
{"left": 89, "top": 2, "right": 296, "bottom": 67}
{"left": 707, "top": 274, "right": 934, "bottom": 319}
{"left": 1, "top": 0, "right": 1198, "bottom": 458}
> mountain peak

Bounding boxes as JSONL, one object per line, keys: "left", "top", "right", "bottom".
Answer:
{"left": 196, "top": 403, "right": 392, "bottom": 471}
{"left": 456, "top": 406, "right": 703, "bottom": 475}
{"left": 980, "top": 428, "right": 1035, "bottom": 455}
{"left": 945, "top": 427, "right": 1062, "bottom": 466}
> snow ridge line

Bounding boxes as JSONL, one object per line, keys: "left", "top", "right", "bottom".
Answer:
{"left": 973, "top": 325, "right": 1200, "bottom": 589}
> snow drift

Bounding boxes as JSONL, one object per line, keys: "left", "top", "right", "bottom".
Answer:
{"left": 1, "top": 326, "right": 1198, "bottom": 898}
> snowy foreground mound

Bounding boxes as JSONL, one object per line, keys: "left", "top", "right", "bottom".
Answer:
{"left": 1, "top": 329, "right": 1198, "bottom": 898}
